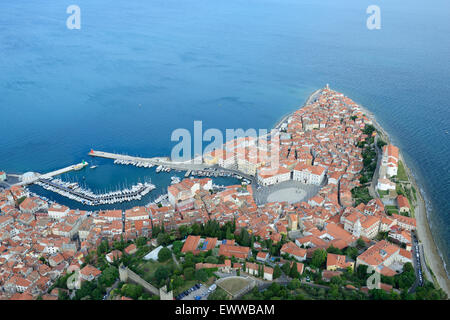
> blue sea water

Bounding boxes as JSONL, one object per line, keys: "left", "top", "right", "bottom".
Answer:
{"left": 0, "top": 0, "right": 449, "bottom": 271}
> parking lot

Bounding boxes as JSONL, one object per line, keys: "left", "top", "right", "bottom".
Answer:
{"left": 176, "top": 283, "right": 212, "bottom": 300}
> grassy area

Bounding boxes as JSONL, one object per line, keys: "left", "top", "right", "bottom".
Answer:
{"left": 174, "top": 279, "right": 198, "bottom": 296}
{"left": 378, "top": 189, "right": 389, "bottom": 197}
{"left": 411, "top": 186, "right": 417, "bottom": 201}
{"left": 136, "top": 259, "right": 176, "bottom": 283}
{"left": 387, "top": 208, "right": 399, "bottom": 215}
{"left": 351, "top": 187, "right": 373, "bottom": 205}
{"left": 410, "top": 205, "right": 415, "bottom": 218}
{"left": 397, "top": 161, "right": 409, "bottom": 181}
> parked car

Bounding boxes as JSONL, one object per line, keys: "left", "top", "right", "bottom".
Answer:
{"left": 208, "top": 284, "right": 217, "bottom": 292}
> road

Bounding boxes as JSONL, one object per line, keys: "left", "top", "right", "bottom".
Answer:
{"left": 104, "top": 279, "right": 120, "bottom": 300}
{"left": 368, "top": 135, "right": 382, "bottom": 199}
{"left": 409, "top": 233, "right": 424, "bottom": 293}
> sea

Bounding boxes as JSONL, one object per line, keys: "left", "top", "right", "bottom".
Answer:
{"left": 0, "top": 0, "right": 449, "bottom": 273}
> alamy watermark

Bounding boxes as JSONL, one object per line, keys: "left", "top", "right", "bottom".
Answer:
{"left": 66, "top": 5, "right": 379, "bottom": 31}
{"left": 367, "top": 5, "right": 381, "bottom": 30}
{"left": 170, "top": 121, "right": 281, "bottom": 170}
{"left": 66, "top": 5, "right": 81, "bottom": 30}
{"left": 366, "top": 265, "right": 381, "bottom": 289}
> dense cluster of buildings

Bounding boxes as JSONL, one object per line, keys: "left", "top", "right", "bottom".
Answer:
{"left": 0, "top": 88, "right": 417, "bottom": 299}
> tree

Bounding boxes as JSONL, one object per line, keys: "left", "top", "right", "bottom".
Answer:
{"left": 311, "top": 249, "right": 327, "bottom": 269}
{"left": 154, "top": 266, "right": 170, "bottom": 283}
{"left": 75, "top": 280, "right": 96, "bottom": 300}
{"left": 178, "top": 225, "right": 189, "bottom": 239}
{"left": 205, "top": 256, "right": 218, "bottom": 264}
{"left": 356, "top": 264, "right": 369, "bottom": 284}
{"left": 330, "top": 276, "right": 343, "bottom": 286}
{"left": 345, "top": 247, "right": 359, "bottom": 261}
{"left": 97, "top": 240, "right": 109, "bottom": 256}
{"left": 362, "top": 124, "right": 376, "bottom": 136}
{"left": 289, "top": 263, "right": 300, "bottom": 279}
{"left": 183, "top": 252, "right": 195, "bottom": 269}
{"left": 183, "top": 267, "right": 195, "bottom": 281}
{"left": 136, "top": 237, "right": 147, "bottom": 247}
{"left": 273, "top": 265, "right": 282, "bottom": 279}
{"left": 172, "top": 241, "right": 183, "bottom": 254}
{"left": 239, "top": 228, "right": 251, "bottom": 247}
{"left": 226, "top": 226, "right": 234, "bottom": 240}
{"left": 91, "top": 288, "right": 103, "bottom": 300}
{"left": 191, "top": 223, "right": 201, "bottom": 235}
{"left": 152, "top": 225, "right": 161, "bottom": 238}
{"left": 281, "top": 263, "right": 291, "bottom": 275}
{"left": 121, "top": 283, "right": 143, "bottom": 300}
{"left": 394, "top": 262, "right": 415, "bottom": 290}
{"left": 357, "top": 237, "right": 366, "bottom": 248}
{"left": 158, "top": 247, "right": 172, "bottom": 262}
{"left": 58, "top": 290, "right": 69, "bottom": 300}
{"left": 157, "top": 232, "right": 171, "bottom": 246}
{"left": 195, "top": 269, "right": 209, "bottom": 282}
{"left": 328, "top": 284, "right": 340, "bottom": 300}
{"left": 326, "top": 245, "right": 342, "bottom": 255}
{"left": 377, "top": 139, "right": 387, "bottom": 149}
{"left": 98, "top": 266, "right": 119, "bottom": 288}
{"left": 287, "top": 278, "right": 301, "bottom": 290}
{"left": 172, "top": 275, "right": 184, "bottom": 289}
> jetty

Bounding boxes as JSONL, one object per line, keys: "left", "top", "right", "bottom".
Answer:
{"left": 14, "top": 161, "right": 89, "bottom": 186}
{"left": 88, "top": 149, "right": 209, "bottom": 171}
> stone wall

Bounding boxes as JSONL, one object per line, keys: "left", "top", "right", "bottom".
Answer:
{"left": 119, "top": 264, "right": 173, "bottom": 300}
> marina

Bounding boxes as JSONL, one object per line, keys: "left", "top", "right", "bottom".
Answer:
{"left": 98, "top": 149, "right": 254, "bottom": 183}
{"left": 34, "top": 178, "right": 156, "bottom": 206}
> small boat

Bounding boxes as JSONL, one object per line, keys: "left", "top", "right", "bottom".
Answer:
{"left": 90, "top": 165, "right": 98, "bottom": 169}
{"left": 171, "top": 176, "right": 181, "bottom": 184}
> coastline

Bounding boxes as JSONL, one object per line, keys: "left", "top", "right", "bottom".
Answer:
{"left": 273, "top": 88, "right": 322, "bottom": 130}
{"left": 357, "top": 103, "right": 450, "bottom": 296}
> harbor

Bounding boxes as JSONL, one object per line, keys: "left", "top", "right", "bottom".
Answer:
{"left": 22, "top": 154, "right": 244, "bottom": 211}
{"left": 34, "top": 177, "right": 156, "bottom": 206}
{"left": 99, "top": 149, "right": 254, "bottom": 183}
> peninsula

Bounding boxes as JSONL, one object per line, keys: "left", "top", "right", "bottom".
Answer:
{"left": 0, "top": 87, "right": 446, "bottom": 300}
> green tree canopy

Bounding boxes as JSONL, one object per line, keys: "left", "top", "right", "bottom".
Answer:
{"left": 183, "top": 267, "right": 195, "bottom": 281}
{"left": 273, "top": 265, "right": 282, "bottom": 279}
{"left": 311, "top": 249, "right": 327, "bottom": 269}
{"left": 158, "top": 247, "right": 172, "bottom": 262}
